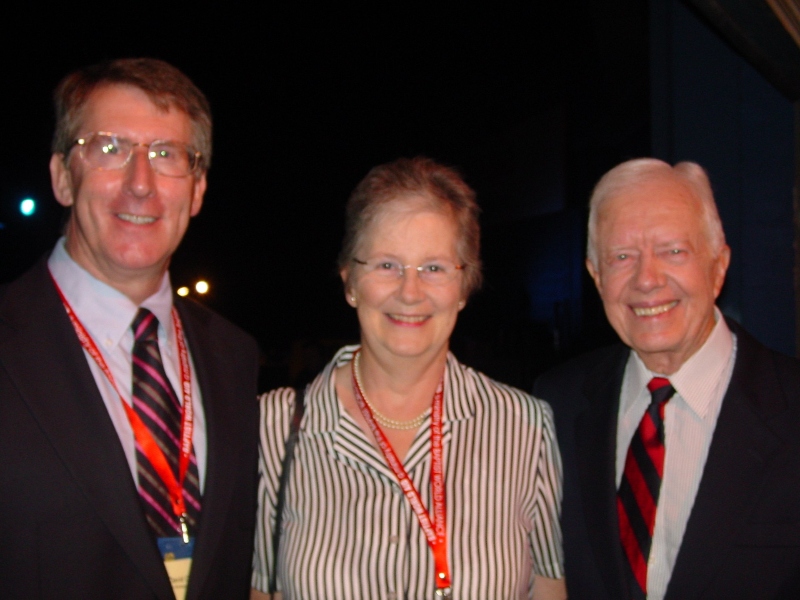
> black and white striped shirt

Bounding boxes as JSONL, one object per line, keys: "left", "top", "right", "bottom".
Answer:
{"left": 252, "top": 346, "right": 564, "bottom": 599}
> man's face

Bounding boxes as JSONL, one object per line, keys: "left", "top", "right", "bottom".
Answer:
{"left": 50, "top": 84, "right": 206, "bottom": 298}
{"left": 587, "top": 177, "right": 730, "bottom": 374}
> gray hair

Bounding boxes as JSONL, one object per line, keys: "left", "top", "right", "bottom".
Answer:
{"left": 586, "top": 158, "right": 726, "bottom": 267}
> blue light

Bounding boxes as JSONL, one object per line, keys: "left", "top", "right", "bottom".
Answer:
{"left": 20, "top": 198, "right": 36, "bottom": 216}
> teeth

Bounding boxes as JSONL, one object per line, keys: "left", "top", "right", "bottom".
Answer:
{"left": 390, "top": 314, "right": 427, "bottom": 323}
{"left": 633, "top": 301, "right": 678, "bottom": 317}
{"left": 118, "top": 213, "right": 156, "bottom": 224}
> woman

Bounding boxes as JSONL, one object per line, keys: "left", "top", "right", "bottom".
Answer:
{"left": 251, "top": 157, "right": 565, "bottom": 599}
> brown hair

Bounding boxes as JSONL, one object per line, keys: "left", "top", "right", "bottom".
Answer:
{"left": 338, "top": 156, "right": 482, "bottom": 297}
{"left": 52, "top": 57, "right": 212, "bottom": 168}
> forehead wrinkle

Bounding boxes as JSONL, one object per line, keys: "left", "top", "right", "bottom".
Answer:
{"left": 359, "top": 200, "right": 456, "bottom": 255}
{"left": 598, "top": 181, "right": 703, "bottom": 232}
{"left": 78, "top": 86, "right": 193, "bottom": 146}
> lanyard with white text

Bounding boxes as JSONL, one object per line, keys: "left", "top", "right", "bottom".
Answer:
{"left": 52, "top": 276, "right": 195, "bottom": 542}
{"left": 351, "top": 349, "right": 452, "bottom": 598}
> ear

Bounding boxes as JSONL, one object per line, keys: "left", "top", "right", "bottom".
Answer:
{"left": 189, "top": 171, "right": 207, "bottom": 217}
{"left": 340, "top": 267, "right": 357, "bottom": 307}
{"left": 586, "top": 257, "right": 603, "bottom": 294}
{"left": 50, "top": 154, "right": 75, "bottom": 207}
{"left": 711, "top": 244, "right": 731, "bottom": 298}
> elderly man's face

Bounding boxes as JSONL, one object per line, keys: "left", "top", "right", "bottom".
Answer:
{"left": 587, "top": 177, "right": 730, "bottom": 374}
{"left": 49, "top": 84, "right": 206, "bottom": 301}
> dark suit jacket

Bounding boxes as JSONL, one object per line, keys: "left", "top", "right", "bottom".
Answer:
{"left": 0, "top": 258, "right": 261, "bottom": 600}
{"left": 534, "top": 319, "right": 800, "bottom": 600}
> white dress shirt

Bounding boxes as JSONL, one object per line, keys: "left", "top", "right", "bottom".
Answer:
{"left": 615, "top": 309, "right": 736, "bottom": 600}
{"left": 47, "top": 237, "right": 207, "bottom": 489}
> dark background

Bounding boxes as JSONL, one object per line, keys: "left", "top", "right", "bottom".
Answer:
{"left": 1, "top": 1, "right": 796, "bottom": 391}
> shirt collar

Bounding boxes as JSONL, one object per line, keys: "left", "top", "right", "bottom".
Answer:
{"left": 627, "top": 307, "right": 734, "bottom": 419}
{"left": 443, "top": 351, "right": 477, "bottom": 422}
{"left": 47, "top": 237, "right": 174, "bottom": 350}
{"left": 308, "top": 345, "right": 475, "bottom": 435}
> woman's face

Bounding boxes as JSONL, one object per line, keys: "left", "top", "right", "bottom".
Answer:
{"left": 343, "top": 196, "right": 465, "bottom": 365}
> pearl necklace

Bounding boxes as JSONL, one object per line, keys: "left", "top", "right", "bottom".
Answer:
{"left": 353, "top": 351, "right": 431, "bottom": 431}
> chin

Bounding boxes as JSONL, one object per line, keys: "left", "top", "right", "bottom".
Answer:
{"left": 383, "top": 339, "right": 446, "bottom": 360}
{"left": 386, "top": 346, "right": 432, "bottom": 359}
{"left": 628, "top": 333, "right": 682, "bottom": 355}
{"left": 112, "top": 246, "right": 171, "bottom": 270}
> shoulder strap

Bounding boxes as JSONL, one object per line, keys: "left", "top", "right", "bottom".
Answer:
{"left": 269, "top": 386, "right": 306, "bottom": 594}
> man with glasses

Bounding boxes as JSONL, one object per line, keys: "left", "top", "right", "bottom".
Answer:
{"left": 0, "top": 58, "right": 259, "bottom": 599}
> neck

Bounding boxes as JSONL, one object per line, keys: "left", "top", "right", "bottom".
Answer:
{"left": 64, "top": 242, "right": 167, "bottom": 305}
{"left": 356, "top": 345, "right": 447, "bottom": 418}
{"left": 639, "top": 353, "right": 682, "bottom": 376}
{"left": 639, "top": 314, "right": 717, "bottom": 375}
{"left": 111, "top": 278, "right": 163, "bottom": 306}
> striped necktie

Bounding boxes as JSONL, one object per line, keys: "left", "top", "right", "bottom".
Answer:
{"left": 617, "top": 377, "right": 675, "bottom": 599}
{"left": 131, "top": 308, "right": 202, "bottom": 538}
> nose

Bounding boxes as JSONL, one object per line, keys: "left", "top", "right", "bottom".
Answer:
{"left": 397, "top": 266, "right": 426, "bottom": 304}
{"left": 124, "top": 146, "right": 156, "bottom": 199}
{"left": 633, "top": 252, "right": 665, "bottom": 291}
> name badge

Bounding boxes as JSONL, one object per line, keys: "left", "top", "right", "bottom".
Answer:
{"left": 158, "top": 537, "right": 195, "bottom": 600}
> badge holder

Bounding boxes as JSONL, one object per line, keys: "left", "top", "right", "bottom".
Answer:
{"left": 158, "top": 527, "right": 194, "bottom": 600}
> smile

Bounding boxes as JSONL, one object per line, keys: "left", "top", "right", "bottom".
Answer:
{"left": 118, "top": 213, "right": 156, "bottom": 225}
{"left": 388, "top": 314, "right": 429, "bottom": 324}
{"left": 632, "top": 301, "right": 678, "bottom": 317}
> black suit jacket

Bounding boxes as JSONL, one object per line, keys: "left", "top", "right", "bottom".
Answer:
{"left": 0, "top": 258, "right": 260, "bottom": 600}
{"left": 535, "top": 319, "right": 800, "bottom": 600}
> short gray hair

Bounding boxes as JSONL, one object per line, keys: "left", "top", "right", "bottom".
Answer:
{"left": 586, "top": 158, "right": 726, "bottom": 267}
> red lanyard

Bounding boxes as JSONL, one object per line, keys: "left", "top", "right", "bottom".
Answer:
{"left": 52, "top": 277, "right": 194, "bottom": 540}
{"left": 351, "top": 350, "right": 451, "bottom": 596}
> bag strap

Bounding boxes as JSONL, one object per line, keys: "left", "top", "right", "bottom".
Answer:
{"left": 269, "top": 386, "right": 306, "bottom": 594}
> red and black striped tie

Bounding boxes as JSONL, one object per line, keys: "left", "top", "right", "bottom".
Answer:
{"left": 131, "top": 308, "right": 202, "bottom": 539}
{"left": 617, "top": 377, "right": 675, "bottom": 599}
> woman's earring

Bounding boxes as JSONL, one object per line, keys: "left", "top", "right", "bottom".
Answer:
{"left": 350, "top": 296, "right": 357, "bottom": 307}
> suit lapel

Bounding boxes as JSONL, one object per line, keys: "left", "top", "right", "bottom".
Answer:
{"left": 0, "top": 260, "right": 174, "bottom": 599}
{"left": 575, "top": 346, "right": 630, "bottom": 600}
{"left": 665, "top": 325, "right": 783, "bottom": 599}
{"left": 177, "top": 300, "right": 244, "bottom": 599}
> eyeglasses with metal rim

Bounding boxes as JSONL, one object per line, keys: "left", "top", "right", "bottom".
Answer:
{"left": 69, "top": 132, "right": 203, "bottom": 177}
{"left": 353, "top": 257, "right": 465, "bottom": 285}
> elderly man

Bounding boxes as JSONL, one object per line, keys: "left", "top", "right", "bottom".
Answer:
{"left": 0, "top": 59, "right": 259, "bottom": 599}
{"left": 535, "top": 158, "right": 800, "bottom": 600}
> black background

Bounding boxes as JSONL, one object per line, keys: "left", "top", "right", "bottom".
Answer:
{"left": 0, "top": 3, "right": 651, "bottom": 389}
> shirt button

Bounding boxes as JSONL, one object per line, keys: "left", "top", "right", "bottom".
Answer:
{"left": 104, "top": 338, "right": 113, "bottom": 347}
{"left": 387, "top": 593, "right": 397, "bottom": 600}
{"left": 389, "top": 535, "right": 399, "bottom": 544}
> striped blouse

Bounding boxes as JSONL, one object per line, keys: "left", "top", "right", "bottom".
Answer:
{"left": 252, "top": 345, "right": 564, "bottom": 599}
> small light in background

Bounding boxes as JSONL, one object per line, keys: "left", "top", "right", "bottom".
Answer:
{"left": 176, "top": 286, "right": 190, "bottom": 297}
{"left": 20, "top": 198, "right": 36, "bottom": 216}
{"left": 195, "top": 280, "right": 209, "bottom": 294}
